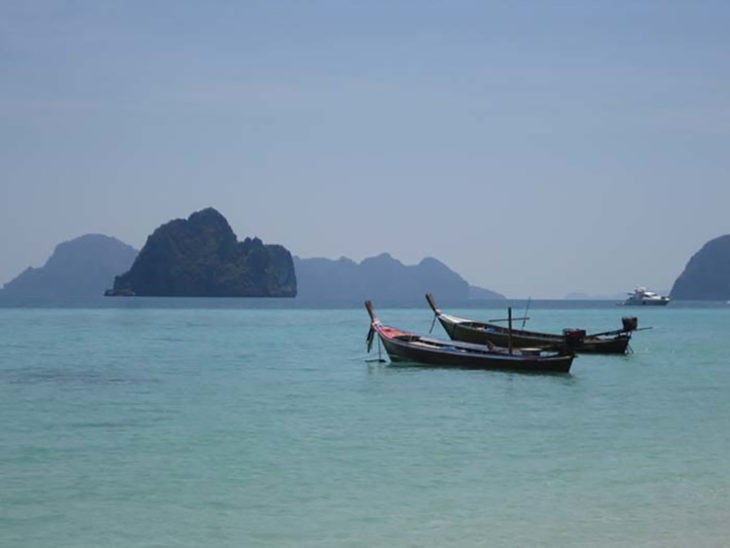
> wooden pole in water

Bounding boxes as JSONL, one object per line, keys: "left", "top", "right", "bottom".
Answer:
{"left": 508, "top": 307, "right": 513, "bottom": 355}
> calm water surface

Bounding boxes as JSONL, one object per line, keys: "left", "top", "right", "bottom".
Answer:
{"left": 1, "top": 302, "right": 729, "bottom": 547}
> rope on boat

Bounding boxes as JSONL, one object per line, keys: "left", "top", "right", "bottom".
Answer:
{"left": 365, "top": 326, "right": 387, "bottom": 363}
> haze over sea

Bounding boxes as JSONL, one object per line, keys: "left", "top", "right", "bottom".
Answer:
{"left": 2, "top": 300, "right": 729, "bottom": 547}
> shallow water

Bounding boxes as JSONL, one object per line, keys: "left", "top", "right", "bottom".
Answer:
{"left": 1, "top": 302, "right": 729, "bottom": 546}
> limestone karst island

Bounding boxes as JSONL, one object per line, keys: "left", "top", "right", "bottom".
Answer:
{"left": 106, "top": 208, "right": 297, "bottom": 297}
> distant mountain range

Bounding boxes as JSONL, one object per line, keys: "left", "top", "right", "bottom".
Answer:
{"left": 294, "top": 253, "right": 504, "bottom": 306}
{"left": 1, "top": 230, "right": 504, "bottom": 305}
{"left": 0, "top": 234, "right": 137, "bottom": 299}
{"left": 11, "top": 212, "right": 726, "bottom": 303}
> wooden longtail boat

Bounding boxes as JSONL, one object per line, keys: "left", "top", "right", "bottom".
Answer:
{"left": 365, "top": 300, "right": 574, "bottom": 373}
{"left": 426, "top": 293, "right": 637, "bottom": 354}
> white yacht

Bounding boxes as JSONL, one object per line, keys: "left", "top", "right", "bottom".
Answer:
{"left": 624, "top": 287, "right": 670, "bottom": 306}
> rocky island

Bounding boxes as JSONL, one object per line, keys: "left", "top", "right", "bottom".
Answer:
{"left": 107, "top": 208, "right": 296, "bottom": 297}
{"left": 1, "top": 234, "right": 137, "bottom": 298}
{"left": 670, "top": 234, "right": 730, "bottom": 300}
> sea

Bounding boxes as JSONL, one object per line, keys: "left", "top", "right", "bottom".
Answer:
{"left": 1, "top": 299, "right": 729, "bottom": 547}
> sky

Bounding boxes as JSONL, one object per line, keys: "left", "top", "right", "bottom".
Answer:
{"left": 2, "top": 1, "right": 729, "bottom": 298}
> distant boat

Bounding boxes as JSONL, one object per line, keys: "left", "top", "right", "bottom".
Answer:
{"left": 426, "top": 293, "right": 637, "bottom": 354}
{"left": 365, "top": 300, "right": 575, "bottom": 373}
{"left": 623, "top": 287, "right": 670, "bottom": 306}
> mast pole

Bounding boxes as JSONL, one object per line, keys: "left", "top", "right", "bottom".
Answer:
{"left": 508, "top": 307, "right": 513, "bottom": 355}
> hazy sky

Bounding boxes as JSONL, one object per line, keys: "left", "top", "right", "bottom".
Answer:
{"left": 2, "top": 1, "right": 729, "bottom": 298}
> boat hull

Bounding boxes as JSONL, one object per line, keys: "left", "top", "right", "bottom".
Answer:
{"left": 440, "top": 318, "right": 630, "bottom": 354}
{"left": 378, "top": 333, "right": 573, "bottom": 373}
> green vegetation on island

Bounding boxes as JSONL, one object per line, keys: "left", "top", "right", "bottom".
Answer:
{"left": 108, "top": 208, "right": 297, "bottom": 297}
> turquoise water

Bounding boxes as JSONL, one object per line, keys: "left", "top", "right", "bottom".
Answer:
{"left": 2, "top": 302, "right": 730, "bottom": 547}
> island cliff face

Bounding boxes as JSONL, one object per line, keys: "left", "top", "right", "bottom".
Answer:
{"left": 110, "top": 208, "right": 296, "bottom": 297}
{"left": 670, "top": 234, "right": 730, "bottom": 300}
